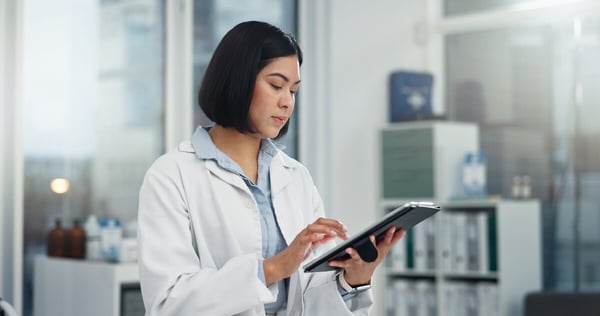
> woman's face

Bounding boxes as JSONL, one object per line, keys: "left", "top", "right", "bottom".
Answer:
{"left": 248, "top": 55, "right": 300, "bottom": 139}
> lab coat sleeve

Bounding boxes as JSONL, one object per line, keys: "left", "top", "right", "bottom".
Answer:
{"left": 304, "top": 272, "right": 373, "bottom": 316}
{"left": 137, "top": 157, "right": 275, "bottom": 315}
{"left": 300, "top": 166, "right": 374, "bottom": 315}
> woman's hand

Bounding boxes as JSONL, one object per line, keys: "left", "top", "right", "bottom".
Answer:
{"left": 328, "top": 226, "right": 405, "bottom": 286}
{"left": 263, "top": 218, "right": 349, "bottom": 286}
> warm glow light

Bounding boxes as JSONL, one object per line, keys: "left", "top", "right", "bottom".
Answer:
{"left": 50, "top": 178, "right": 70, "bottom": 194}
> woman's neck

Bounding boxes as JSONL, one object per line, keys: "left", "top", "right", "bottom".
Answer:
{"left": 208, "top": 125, "right": 261, "bottom": 182}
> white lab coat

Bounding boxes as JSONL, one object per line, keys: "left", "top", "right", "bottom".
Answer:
{"left": 138, "top": 140, "right": 373, "bottom": 316}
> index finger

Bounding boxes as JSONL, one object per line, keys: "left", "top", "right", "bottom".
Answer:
{"left": 313, "top": 217, "right": 349, "bottom": 239}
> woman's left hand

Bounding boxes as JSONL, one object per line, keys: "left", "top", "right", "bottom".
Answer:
{"left": 327, "top": 226, "right": 405, "bottom": 286}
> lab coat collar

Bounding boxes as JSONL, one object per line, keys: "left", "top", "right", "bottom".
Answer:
{"left": 201, "top": 153, "right": 295, "bottom": 197}
{"left": 204, "top": 160, "right": 250, "bottom": 193}
{"left": 181, "top": 126, "right": 296, "bottom": 191}
{"left": 270, "top": 153, "right": 294, "bottom": 196}
{"left": 177, "top": 127, "right": 296, "bottom": 195}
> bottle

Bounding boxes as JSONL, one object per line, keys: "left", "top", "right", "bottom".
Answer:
{"left": 47, "top": 218, "right": 66, "bottom": 257}
{"left": 100, "top": 218, "right": 122, "bottom": 262}
{"left": 463, "top": 152, "right": 486, "bottom": 198}
{"left": 84, "top": 214, "right": 101, "bottom": 260}
{"left": 512, "top": 176, "right": 523, "bottom": 198}
{"left": 67, "top": 219, "right": 86, "bottom": 259}
{"left": 521, "top": 175, "right": 532, "bottom": 199}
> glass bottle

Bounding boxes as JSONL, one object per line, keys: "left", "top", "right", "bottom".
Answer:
{"left": 67, "top": 219, "right": 86, "bottom": 259}
{"left": 47, "top": 218, "right": 66, "bottom": 257}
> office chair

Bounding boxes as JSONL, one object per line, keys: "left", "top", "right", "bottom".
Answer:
{"left": 525, "top": 292, "right": 600, "bottom": 316}
{"left": 0, "top": 297, "right": 18, "bottom": 316}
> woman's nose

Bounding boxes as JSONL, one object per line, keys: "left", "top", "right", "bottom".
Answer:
{"left": 279, "top": 93, "right": 293, "bottom": 108}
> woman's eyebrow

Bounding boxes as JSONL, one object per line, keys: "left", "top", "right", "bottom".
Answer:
{"left": 267, "top": 73, "right": 301, "bottom": 85}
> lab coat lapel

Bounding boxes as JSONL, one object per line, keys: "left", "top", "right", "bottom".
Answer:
{"left": 270, "top": 154, "right": 302, "bottom": 248}
{"left": 270, "top": 154, "right": 293, "bottom": 196}
{"left": 204, "top": 160, "right": 249, "bottom": 193}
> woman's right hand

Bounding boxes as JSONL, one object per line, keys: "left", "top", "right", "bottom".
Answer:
{"left": 263, "top": 217, "right": 348, "bottom": 286}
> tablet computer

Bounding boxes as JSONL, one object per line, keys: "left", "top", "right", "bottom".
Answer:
{"left": 302, "top": 201, "right": 440, "bottom": 273}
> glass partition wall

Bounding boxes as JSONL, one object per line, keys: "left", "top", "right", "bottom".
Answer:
{"left": 442, "top": 2, "right": 600, "bottom": 290}
{"left": 22, "top": 0, "right": 165, "bottom": 314}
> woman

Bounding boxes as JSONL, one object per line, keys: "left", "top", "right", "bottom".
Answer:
{"left": 137, "top": 21, "right": 404, "bottom": 316}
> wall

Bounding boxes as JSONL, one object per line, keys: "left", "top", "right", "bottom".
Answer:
{"left": 1, "top": 0, "right": 23, "bottom": 311}
{"left": 299, "top": 1, "right": 429, "bottom": 315}
{"left": 299, "top": 1, "right": 428, "bottom": 245}
{"left": 0, "top": 0, "right": 6, "bottom": 299}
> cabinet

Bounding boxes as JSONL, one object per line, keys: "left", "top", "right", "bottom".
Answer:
{"left": 33, "top": 256, "right": 143, "bottom": 316}
{"left": 384, "top": 199, "right": 542, "bottom": 316}
{"left": 380, "top": 121, "right": 478, "bottom": 203}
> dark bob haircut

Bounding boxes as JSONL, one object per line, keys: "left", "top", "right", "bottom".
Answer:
{"left": 199, "top": 21, "right": 303, "bottom": 138}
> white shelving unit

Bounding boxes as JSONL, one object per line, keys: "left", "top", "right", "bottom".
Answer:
{"left": 384, "top": 199, "right": 542, "bottom": 316}
{"left": 379, "top": 121, "right": 541, "bottom": 316}
{"left": 33, "top": 256, "right": 142, "bottom": 316}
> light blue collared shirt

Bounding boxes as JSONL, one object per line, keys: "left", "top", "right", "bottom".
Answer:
{"left": 190, "top": 127, "right": 288, "bottom": 313}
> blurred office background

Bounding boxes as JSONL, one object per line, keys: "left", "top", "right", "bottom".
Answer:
{"left": 1, "top": 0, "right": 599, "bottom": 315}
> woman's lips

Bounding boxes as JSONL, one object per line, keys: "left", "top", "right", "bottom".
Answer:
{"left": 272, "top": 116, "right": 287, "bottom": 125}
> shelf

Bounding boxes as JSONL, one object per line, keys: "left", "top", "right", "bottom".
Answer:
{"left": 443, "top": 198, "right": 539, "bottom": 209}
{"left": 386, "top": 269, "right": 436, "bottom": 278}
{"left": 442, "top": 272, "right": 498, "bottom": 281}
{"left": 380, "top": 123, "right": 541, "bottom": 316}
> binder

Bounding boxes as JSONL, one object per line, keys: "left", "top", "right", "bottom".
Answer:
{"left": 488, "top": 212, "right": 498, "bottom": 272}
{"left": 424, "top": 218, "right": 436, "bottom": 271}
{"left": 392, "top": 280, "right": 411, "bottom": 316}
{"left": 443, "top": 283, "right": 456, "bottom": 316}
{"left": 477, "top": 283, "right": 499, "bottom": 316}
{"left": 415, "top": 280, "right": 437, "bottom": 316}
{"left": 453, "top": 213, "right": 468, "bottom": 273}
{"left": 386, "top": 283, "right": 394, "bottom": 316}
{"left": 465, "top": 284, "right": 478, "bottom": 316}
{"left": 466, "top": 213, "right": 479, "bottom": 272}
{"left": 438, "top": 212, "right": 453, "bottom": 272}
{"left": 406, "top": 228, "right": 415, "bottom": 270}
{"left": 406, "top": 282, "right": 419, "bottom": 316}
{"left": 388, "top": 237, "right": 407, "bottom": 272}
{"left": 477, "top": 212, "right": 489, "bottom": 274}
{"left": 414, "top": 221, "right": 427, "bottom": 271}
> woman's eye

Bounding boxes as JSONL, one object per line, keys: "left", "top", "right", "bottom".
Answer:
{"left": 290, "top": 90, "right": 297, "bottom": 96}
{"left": 270, "top": 84, "right": 282, "bottom": 90}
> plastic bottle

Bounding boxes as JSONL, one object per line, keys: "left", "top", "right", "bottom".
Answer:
{"left": 463, "top": 152, "right": 486, "bottom": 197}
{"left": 100, "top": 218, "right": 122, "bottom": 262}
{"left": 512, "top": 176, "right": 522, "bottom": 198}
{"left": 84, "top": 214, "right": 101, "bottom": 260}
{"left": 47, "top": 218, "right": 66, "bottom": 257}
{"left": 522, "top": 175, "right": 532, "bottom": 199}
{"left": 67, "top": 219, "right": 86, "bottom": 259}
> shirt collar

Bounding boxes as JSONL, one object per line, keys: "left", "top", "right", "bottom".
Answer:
{"left": 190, "top": 126, "right": 284, "bottom": 161}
